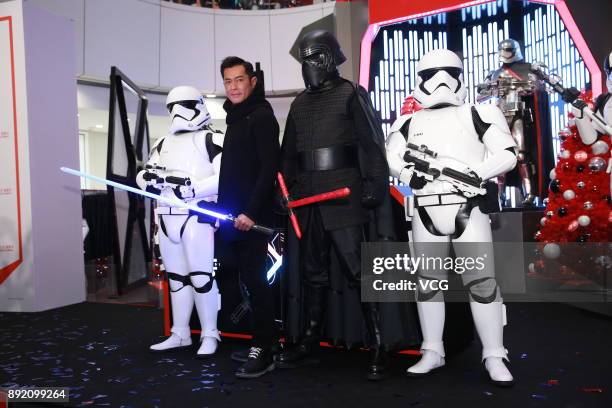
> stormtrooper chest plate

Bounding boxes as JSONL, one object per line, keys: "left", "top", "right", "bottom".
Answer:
{"left": 603, "top": 98, "right": 612, "bottom": 126}
{"left": 157, "top": 132, "right": 213, "bottom": 179}
{"left": 408, "top": 106, "right": 486, "bottom": 170}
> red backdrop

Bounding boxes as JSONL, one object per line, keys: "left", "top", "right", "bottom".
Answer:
{"left": 368, "top": 0, "right": 492, "bottom": 24}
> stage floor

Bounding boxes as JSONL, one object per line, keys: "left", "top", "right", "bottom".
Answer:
{"left": 1, "top": 302, "right": 610, "bottom": 408}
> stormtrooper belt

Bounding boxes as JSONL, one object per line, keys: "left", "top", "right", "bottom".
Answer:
{"left": 414, "top": 193, "right": 467, "bottom": 207}
{"left": 155, "top": 207, "right": 190, "bottom": 216}
{"left": 298, "top": 144, "right": 358, "bottom": 171}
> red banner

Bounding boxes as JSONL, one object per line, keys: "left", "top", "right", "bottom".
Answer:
{"left": 369, "top": 0, "right": 494, "bottom": 24}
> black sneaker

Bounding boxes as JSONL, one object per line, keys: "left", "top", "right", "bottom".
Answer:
{"left": 230, "top": 349, "right": 249, "bottom": 363}
{"left": 232, "top": 342, "right": 282, "bottom": 363}
{"left": 235, "top": 347, "right": 275, "bottom": 379}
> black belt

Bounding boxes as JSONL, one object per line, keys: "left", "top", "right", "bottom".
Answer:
{"left": 298, "top": 145, "right": 358, "bottom": 171}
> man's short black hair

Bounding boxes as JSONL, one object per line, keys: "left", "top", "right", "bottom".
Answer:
{"left": 220, "top": 56, "right": 255, "bottom": 78}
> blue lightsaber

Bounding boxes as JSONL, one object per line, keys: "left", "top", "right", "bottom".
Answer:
{"left": 60, "top": 167, "right": 274, "bottom": 236}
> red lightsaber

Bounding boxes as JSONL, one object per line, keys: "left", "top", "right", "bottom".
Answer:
{"left": 277, "top": 172, "right": 302, "bottom": 239}
{"left": 287, "top": 188, "right": 351, "bottom": 209}
{"left": 277, "top": 173, "right": 352, "bottom": 239}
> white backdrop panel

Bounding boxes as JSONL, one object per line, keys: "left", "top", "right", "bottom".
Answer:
{"left": 269, "top": 6, "right": 329, "bottom": 92}
{"left": 160, "top": 3, "right": 215, "bottom": 91}
{"left": 84, "top": 0, "right": 161, "bottom": 87}
{"left": 213, "top": 10, "right": 272, "bottom": 94}
{"left": 24, "top": 0, "right": 84, "bottom": 76}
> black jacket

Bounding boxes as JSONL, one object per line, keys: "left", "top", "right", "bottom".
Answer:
{"left": 281, "top": 78, "right": 391, "bottom": 232}
{"left": 217, "top": 92, "right": 280, "bottom": 242}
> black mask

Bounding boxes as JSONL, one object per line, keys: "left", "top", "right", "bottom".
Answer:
{"left": 299, "top": 30, "right": 346, "bottom": 90}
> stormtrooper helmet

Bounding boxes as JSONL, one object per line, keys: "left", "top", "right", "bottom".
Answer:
{"left": 498, "top": 39, "right": 523, "bottom": 64}
{"left": 166, "top": 86, "right": 211, "bottom": 134}
{"left": 604, "top": 51, "right": 612, "bottom": 93}
{"left": 412, "top": 49, "right": 467, "bottom": 109}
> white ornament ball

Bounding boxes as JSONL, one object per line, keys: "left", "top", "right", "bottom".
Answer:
{"left": 560, "top": 149, "right": 571, "bottom": 159}
{"left": 543, "top": 243, "right": 561, "bottom": 259}
{"left": 563, "top": 189, "right": 575, "bottom": 200}
{"left": 591, "top": 140, "right": 610, "bottom": 155}
{"left": 540, "top": 217, "right": 547, "bottom": 226}
{"left": 578, "top": 215, "right": 591, "bottom": 227}
{"left": 549, "top": 169, "right": 557, "bottom": 180}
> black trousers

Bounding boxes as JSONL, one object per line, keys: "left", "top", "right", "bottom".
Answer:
{"left": 300, "top": 206, "right": 364, "bottom": 289}
{"left": 231, "top": 238, "right": 276, "bottom": 348}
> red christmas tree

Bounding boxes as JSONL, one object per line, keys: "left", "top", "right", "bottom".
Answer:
{"left": 531, "top": 92, "right": 611, "bottom": 284}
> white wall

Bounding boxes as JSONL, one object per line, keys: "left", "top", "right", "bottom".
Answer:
{"left": 0, "top": 0, "right": 85, "bottom": 311}
{"left": 24, "top": 0, "right": 336, "bottom": 94}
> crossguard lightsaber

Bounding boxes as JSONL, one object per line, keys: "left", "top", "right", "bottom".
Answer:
{"left": 61, "top": 167, "right": 275, "bottom": 236}
{"left": 277, "top": 172, "right": 352, "bottom": 239}
{"left": 286, "top": 188, "right": 351, "bottom": 209}
{"left": 277, "top": 172, "right": 302, "bottom": 239}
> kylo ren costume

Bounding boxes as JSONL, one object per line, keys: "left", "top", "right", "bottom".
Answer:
{"left": 277, "top": 30, "right": 420, "bottom": 381}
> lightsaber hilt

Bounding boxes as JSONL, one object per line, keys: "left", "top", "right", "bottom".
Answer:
{"left": 225, "top": 214, "right": 275, "bottom": 237}
{"left": 277, "top": 172, "right": 302, "bottom": 239}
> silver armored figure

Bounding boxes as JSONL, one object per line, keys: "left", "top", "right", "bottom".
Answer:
{"left": 477, "top": 39, "right": 546, "bottom": 206}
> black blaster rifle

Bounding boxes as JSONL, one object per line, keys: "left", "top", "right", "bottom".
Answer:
{"left": 403, "top": 143, "right": 486, "bottom": 198}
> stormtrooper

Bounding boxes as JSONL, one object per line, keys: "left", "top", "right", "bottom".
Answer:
{"left": 386, "top": 49, "right": 518, "bottom": 386}
{"left": 573, "top": 52, "right": 612, "bottom": 189}
{"left": 136, "top": 86, "right": 224, "bottom": 357}
{"left": 477, "top": 39, "right": 551, "bottom": 206}
{"left": 572, "top": 52, "right": 612, "bottom": 143}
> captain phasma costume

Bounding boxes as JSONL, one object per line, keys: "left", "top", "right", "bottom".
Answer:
{"left": 278, "top": 30, "right": 420, "bottom": 381}
{"left": 136, "top": 86, "right": 224, "bottom": 357}
{"left": 387, "top": 49, "right": 517, "bottom": 386}
{"left": 477, "top": 39, "right": 553, "bottom": 206}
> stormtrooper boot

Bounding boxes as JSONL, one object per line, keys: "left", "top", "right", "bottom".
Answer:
{"left": 150, "top": 279, "right": 194, "bottom": 352}
{"left": 470, "top": 301, "right": 514, "bottom": 387}
{"left": 192, "top": 274, "right": 221, "bottom": 358}
{"left": 407, "top": 301, "right": 446, "bottom": 377}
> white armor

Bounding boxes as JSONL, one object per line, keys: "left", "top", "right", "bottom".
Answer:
{"left": 386, "top": 49, "right": 517, "bottom": 386}
{"left": 571, "top": 52, "right": 612, "bottom": 190}
{"left": 136, "top": 86, "right": 224, "bottom": 357}
{"left": 572, "top": 52, "right": 612, "bottom": 143}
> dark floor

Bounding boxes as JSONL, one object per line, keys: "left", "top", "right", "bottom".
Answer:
{"left": 0, "top": 302, "right": 611, "bottom": 408}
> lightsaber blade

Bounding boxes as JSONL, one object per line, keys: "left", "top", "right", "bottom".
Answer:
{"left": 287, "top": 187, "right": 351, "bottom": 209}
{"left": 277, "top": 172, "right": 302, "bottom": 239}
{"left": 60, "top": 167, "right": 274, "bottom": 236}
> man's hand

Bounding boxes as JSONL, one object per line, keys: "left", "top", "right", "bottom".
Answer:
{"left": 234, "top": 213, "right": 255, "bottom": 231}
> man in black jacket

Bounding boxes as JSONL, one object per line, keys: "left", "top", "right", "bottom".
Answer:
{"left": 217, "top": 56, "right": 280, "bottom": 379}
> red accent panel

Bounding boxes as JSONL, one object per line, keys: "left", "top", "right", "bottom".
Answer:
{"left": 0, "top": 16, "right": 23, "bottom": 285}
{"left": 390, "top": 185, "right": 405, "bottom": 205}
{"left": 0, "top": 389, "right": 7, "bottom": 408}
{"left": 369, "top": 0, "right": 483, "bottom": 24}
{"left": 162, "top": 280, "right": 171, "bottom": 337}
